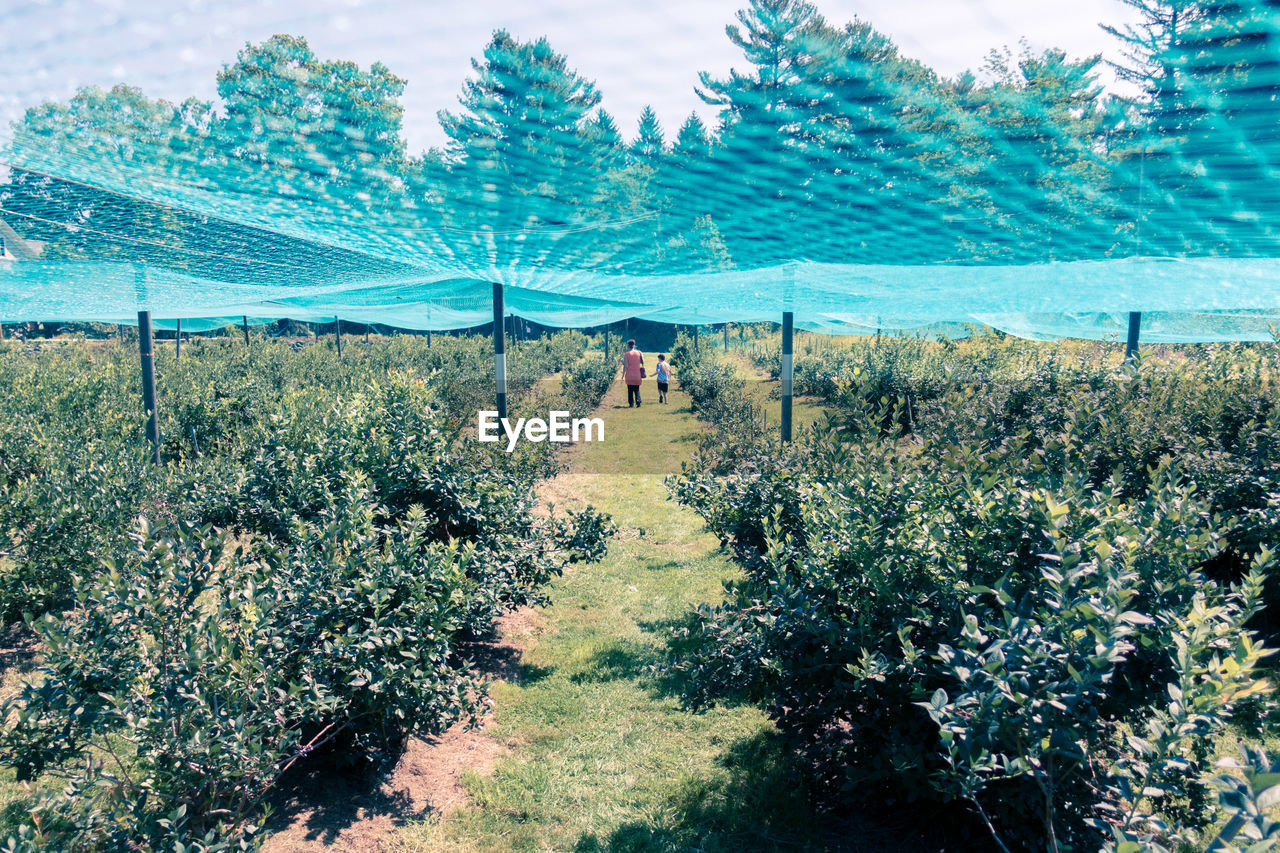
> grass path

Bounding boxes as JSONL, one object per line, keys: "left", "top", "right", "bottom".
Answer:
{"left": 397, "top": 377, "right": 827, "bottom": 852}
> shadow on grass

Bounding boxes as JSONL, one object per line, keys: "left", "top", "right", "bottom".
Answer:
{"left": 670, "top": 428, "right": 706, "bottom": 445}
{"left": 569, "top": 637, "right": 662, "bottom": 684}
{"left": 569, "top": 730, "right": 825, "bottom": 852}
{"left": 563, "top": 614, "right": 714, "bottom": 697}
{"left": 634, "top": 613, "right": 727, "bottom": 702}
{"left": 464, "top": 639, "right": 552, "bottom": 686}
{"left": 572, "top": 729, "right": 992, "bottom": 853}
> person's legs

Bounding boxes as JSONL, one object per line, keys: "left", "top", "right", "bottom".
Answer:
{"left": 627, "top": 384, "right": 638, "bottom": 407}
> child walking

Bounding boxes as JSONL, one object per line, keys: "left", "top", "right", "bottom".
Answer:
{"left": 654, "top": 354, "right": 672, "bottom": 403}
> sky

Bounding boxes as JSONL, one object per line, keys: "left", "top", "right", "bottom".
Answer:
{"left": 1, "top": 0, "right": 1144, "bottom": 154}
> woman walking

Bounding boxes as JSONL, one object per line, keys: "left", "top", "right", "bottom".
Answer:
{"left": 622, "top": 339, "right": 645, "bottom": 407}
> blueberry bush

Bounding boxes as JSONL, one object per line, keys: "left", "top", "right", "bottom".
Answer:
{"left": 671, "top": 337, "right": 1280, "bottom": 851}
{"left": 0, "top": 329, "right": 614, "bottom": 850}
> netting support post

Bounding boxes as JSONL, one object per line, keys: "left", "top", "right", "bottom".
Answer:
{"left": 334, "top": 316, "right": 342, "bottom": 359}
{"left": 138, "top": 310, "right": 161, "bottom": 465}
{"left": 693, "top": 325, "right": 699, "bottom": 348}
{"left": 175, "top": 319, "right": 181, "bottom": 361}
{"left": 723, "top": 324, "right": 728, "bottom": 352}
{"left": 493, "top": 282, "right": 507, "bottom": 422}
{"left": 1125, "top": 311, "right": 1141, "bottom": 363}
{"left": 242, "top": 315, "right": 250, "bottom": 347}
{"left": 427, "top": 328, "right": 432, "bottom": 348}
{"left": 781, "top": 311, "right": 794, "bottom": 445}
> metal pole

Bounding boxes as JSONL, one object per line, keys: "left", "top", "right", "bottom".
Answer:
{"left": 137, "top": 310, "right": 161, "bottom": 464}
{"left": 781, "top": 311, "right": 794, "bottom": 444}
{"left": 242, "top": 315, "right": 250, "bottom": 346}
{"left": 427, "top": 328, "right": 432, "bottom": 348}
{"left": 1125, "top": 311, "right": 1141, "bottom": 362}
{"left": 724, "top": 324, "right": 729, "bottom": 352}
{"left": 693, "top": 325, "right": 699, "bottom": 348}
{"left": 175, "top": 318, "right": 181, "bottom": 361}
{"left": 334, "top": 316, "right": 342, "bottom": 359}
{"left": 493, "top": 282, "right": 507, "bottom": 422}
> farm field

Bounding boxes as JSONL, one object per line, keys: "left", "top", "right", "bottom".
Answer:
{"left": 7, "top": 0, "right": 1280, "bottom": 847}
{"left": 0, "top": 327, "right": 1278, "bottom": 853}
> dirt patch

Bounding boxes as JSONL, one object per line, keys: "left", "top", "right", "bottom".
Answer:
{"left": 261, "top": 608, "right": 538, "bottom": 852}
{"left": 534, "top": 470, "right": 595, "bottom": 515}
{"left": 392, "top": 717, "right": 505, "bottom": 817}
{"left": 493, "top": 606, "right": 542, "bottom": 650}
{"left": 261, "top": 717, "right": 505, "bottom": 853}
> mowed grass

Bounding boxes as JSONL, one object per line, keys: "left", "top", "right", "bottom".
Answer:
{"left": 396, "top": 376, "right": 834, "bottom": 852}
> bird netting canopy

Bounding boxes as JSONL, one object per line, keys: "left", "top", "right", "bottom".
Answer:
{"left": 3, "top": 0, "right": 1280, "bottom": 340}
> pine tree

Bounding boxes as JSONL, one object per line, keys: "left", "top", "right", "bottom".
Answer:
{"left": 1175, "top": 0, "right": 1280, "bottom": 252}
{"left": 955, "top": 45, "right": 1116, "bottom": 261}
{"left": 653, "top": 113, "right": 716, "bottom": 255}
{"left": 438, "top": 30, "right": 602, "bottom": 231}
{"left": 791, "top": 20, "right": 955, "bottom": 262}
{"left": 695, "top": 0, "right": 834, "bottom": 266}
{"left": 628, "top": 106, "right": 667, "bottom": 166}
{"left": 1104, "top": 0, "right": 1280, "bottom": 254}
{"left": 673, "top": 113, "right": 712, "bottom": 160}
{"left": 583, "top": 109, "right": 626, "bottom": 174}
{"left": 697, "top": 0, "right": 828, "bottom": 118}
{"left": 1103, "top": 0, "right": 1206, "bottom": 118}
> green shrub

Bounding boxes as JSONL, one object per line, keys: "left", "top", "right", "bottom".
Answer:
{"left": 561, "top": 355, "right": 615, "bottom": 418}
{"left": 0, "top": 330, "right": 615, "bottom": 850}
{"left": 670, "top": 349, "right": 1280, "bottom": 850}
{"left": 1, "top": 512, "right": 483, "bottom": 850}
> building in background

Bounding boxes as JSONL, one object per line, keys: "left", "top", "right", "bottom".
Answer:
{"left": 0, "top": 217, "right": 45, "bottom": 261}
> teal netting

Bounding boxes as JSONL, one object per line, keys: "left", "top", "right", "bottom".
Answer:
{"left": 2, "top": 1, "right": 1280, "bottom": 339}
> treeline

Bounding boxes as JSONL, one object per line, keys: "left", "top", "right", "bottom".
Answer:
{"left": 3, "top": 0, "right": 1280, "bottom": 279}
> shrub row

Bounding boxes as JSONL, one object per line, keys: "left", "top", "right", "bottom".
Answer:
{"left": 671, "top": 336, "right": 1280, "bottom": 851}
{"left": 0, "top": 330, "right": 614, "bottom": 850}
